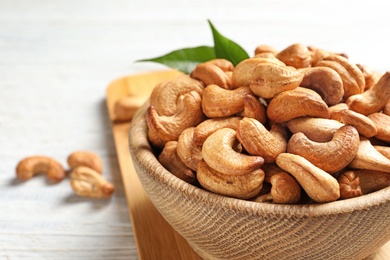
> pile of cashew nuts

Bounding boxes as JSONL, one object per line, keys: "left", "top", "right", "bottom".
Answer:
{"left": 145, "top": 43, "right": 390, "bottom": 204}
{"left": 15, "top": 151, "right": 115, "bottom": 199}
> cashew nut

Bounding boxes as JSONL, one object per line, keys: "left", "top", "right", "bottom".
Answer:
{"left": 67, "top": 151, "right": 103, "bottom": 174}
{"left": 287, "top": 125, "right": 360, "bottom": 174}
{"left": 16, "top": 156, "right": 66, "bottom": 183}
{"left": 338, "top": 169, "right": 390, "bottom": 199}
{"left": 300, "top": 66, "right": 344, "bottom": 105}
{"left": 202, "top": 84, "right": 254, "bottom": 118}
{"left": 348, "top": 137, "right": 390, "bottom": 173}
{"left": 190, "top": 59, "right": 233, "bottom": 89}
{"left": 367, "top": 112, "right": 390, "bottom": 142}
{"left": 267, "top": 87, "right": 330, "bottom": 124}
{"left": 149, "top": 75, "right": 204, "bottom": 116}
{"left": 275, "top": 43, "right": 312, "bottom": 69}
{"left": 177, "top": 127, "right": 203, "bottom": 172}
{"left": 316, "top": 54, "right": 365, "bottom": 99}
{"left": 158, "top": 141, "right": 198, "bottom": 185}
{"left": 70, "top": 166, "right": 115, "bottom": 198}
{"left": 146, "top": 91, "right": 204, "bottom": 142}
{"left": 236, "top": 95, "right": 267, "bottom": 124}
{"left": 113, "top": 95, "right": 145, "bottom": 122}
{"left": 346, "top": 70, "right": 390, "bottom": 115}
{"left": 329, "top": 104, "right": 377, "bottom": 138}
{"left": 356, "top": 64, "right": 381, "bottom": 90}
{"left": 286, "top": 117, "right": 344, "bottom": 142}
{"left": 193, "top": 116, "right": 242, "bottom": 147}
{"left": 254, "top": 44, "right": 278, "bottom": 56}
{"left": 307, "top": 45, "right": 348, "bottom": 66}
{"left": 202, "top": 128, "right": 264, "bottom": 175}
{"left": 276, "top": 153, "right": 340, "bottom": 203}
{"left": 236, "top": 117, "right": 287, "bottom": 163}
{"left": 197, "top": 159, "right": 264, "bottom": 199}
{"left": 254, "top": 163, "right": 301, "bottom": 204}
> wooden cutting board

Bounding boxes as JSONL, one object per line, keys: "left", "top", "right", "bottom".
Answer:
{"left": 105, "top": 70, "right": 390, "bottom": 260}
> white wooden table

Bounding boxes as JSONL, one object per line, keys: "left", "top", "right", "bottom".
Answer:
{"left": 1, "top": 0, "right": 389, "bottom": 259}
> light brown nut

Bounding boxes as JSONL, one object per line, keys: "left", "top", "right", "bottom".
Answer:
{"left": 113, "top": 95, "right": 145, "bottom": 122}
{"left": 338, "top": 170, "right": 390, "bottom": 199}
{"left": 146, "top": 91, "right": 204, "bottom": 142}
{"left": 236, "top": 95, "right": 267, "bottom": 124}
{"left": 356, "top": 64, "right": 381, "bottom": 90}
{"left": 236, "top": 117, "right": 287, "bottom": 163}
{"left": 254, "top": 44, "right": 278, "bottom": 56}
{"left": 193, "top": 117, "right": 242, "bottom": 147}
{"left": 177, "top": 127, "right": 203, "bottom": 172}
{"left": 300, "top": 67, "right": 344, "bottom": 105}
{"left": 367, "top": 112, "right": 390, "bottom": 143}
{"left": 158, "top": 141, "right": 197, "bottom": 185}
{"left": 276, "top": 153, "right": 340, "bottom": 203}
{"left": 276, "top": 43, "right": 312, "bottom": 69}
{"left": 349, "top": 137, "right": 390, "bottom": 173}
{"left": 202, "top": 84, "right": 254, "bottom": 118}
{"left": 346, "top": 71, "right": 390, "bottom": 115}
{"left": 267, "top": 87, "right": 330, "bottom": 124}
{"left": 197, "top": 160, "right": 264, "bottom": 199}
{"left": 16, "top": 156, "right": 66, "bottom": 183}
{"left": 202, "top": 128, "right": 264, "bottom": 175}
{"left": 190, "top": 59, "right": 233, "bottom": 89}
{"left": 70, "top": 166, "right": 114, "bottom": 198}
{"left": 287, "top": 125, "right": 360, "bottom": 174}
{"left": 287, "top": 117, "right": 344, "bottom": 142}
{"left": 316, "top": 55, "right": 365, "bottom": 99}
{"left": 329, "top": 105, "right": 377, "bottom": 138}
{"left": 256, "top": 163, "right": 301, "bottom": 204}
{"left": 149, "top": 75, "right": 204, "bottom": 116}
{"left": 67, "top": 151, "right": 103, "bottom": 174}
{"left": 232, "top": 58, "right": 304, "bottom": 99}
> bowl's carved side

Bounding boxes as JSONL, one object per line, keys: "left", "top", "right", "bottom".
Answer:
{"left": 129, "top": 106, "right": 390, "bottom": 260}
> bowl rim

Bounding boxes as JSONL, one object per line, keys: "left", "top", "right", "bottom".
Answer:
{"left": 129, "top": 104, "right": 390, "bottom": 218}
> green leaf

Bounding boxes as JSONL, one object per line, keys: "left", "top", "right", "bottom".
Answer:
{"left": 136, "top": 46, "right": 216, "bottom": 74}
{"left": 208, "top": 20, "right": 249, "bottom": 66}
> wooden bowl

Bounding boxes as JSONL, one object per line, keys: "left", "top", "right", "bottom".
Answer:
{"left": 129, "top": 102, "right": 390, "bottom": 260}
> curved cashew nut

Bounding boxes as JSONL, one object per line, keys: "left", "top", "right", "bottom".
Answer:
{"left": 67, "top": 151, "right": 103, "bottom": 174}
{"left": 149, "top": 75, "right": 204, "bottom": 116}
{"left": 177, "top": 127, "right": 203, "bottom": 171}
{"left": 267, "top": 87, "right": 330, "bottom": 124}
{"left": 113, "top": 95, "right": 146, "bottom": 122}
{"left": 276, "top": 153, "right": 340, "bottom": 203}
{"left": 307, "top": 45, "right": 348, "bottom": 66}
{"left": 329, "top": 104, "right": 377, "bottom": 138}
{"left": 236, "top": 95, "right": 267, "bottom": 124}
{"left": 16, "top": 156, "right": 66, "bottom": 183}
{"left": 236, "top": 117, "right": 287, "bottom": 163}
{"left": 255, "top": 163, "right": 301, "bottom": 204}
{"left": 349, "top": 137, "right": 390, "bottom": 173}
{"left": 338, "top": 169, "right": 390, "bottom": 200}
{"left": 346, "top": 71, "right": 390, "bottom": 115}
{"left": 316, "top": 55, "right": 365, "bottom": 99}
{"left": 275, "top": 43, "right": 312, "bottom": 69}
{"left": 300, "top": 67, "right": 344, "bottom": 105}
{"left": 70, "top": 166, "right": 115, "bottom": 198}
{"left": 193, "top": 116, "right": 242, "bottom": 147}
{"left": 202, "top": 84, "right": 254, "bottom": 118}
{"left": 287, "top": 125, "right": 360, "bottom": 174}
{"left": 146, "top": 91, "right": 204, "bottom": 142}
{"left": 190, "top": 59, "right": 233, "bottom": 89}
{"left": 158, "top": 141, "right": 197, "bottom": 185}
{"left": 197, "top": 160, "right": 264, "bottom": 199}
{"left": 367, "top": 112, "right": 390, "bottom": 142}
{"left": 254, "top": 44, "right": 278, "bottom": 56}
{"left": 287, "top": 117, "right": 344, "bottom": 142}
{"left": 202, "top": 128, "right": 264, "bottom": 175}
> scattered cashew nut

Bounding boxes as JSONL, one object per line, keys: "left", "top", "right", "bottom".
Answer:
{"left": 16, "top": 156, "right": 66, "bottom": 183}
{"left": 67, "top": 150, "right": 103, "bottom": 174}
